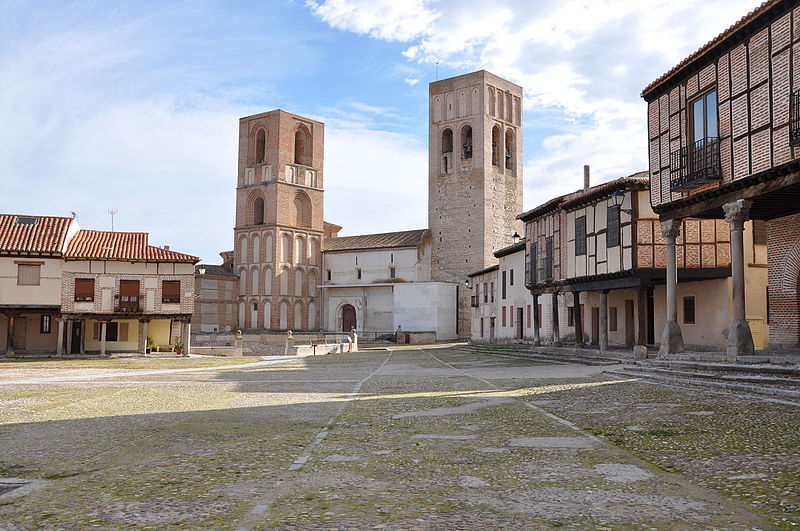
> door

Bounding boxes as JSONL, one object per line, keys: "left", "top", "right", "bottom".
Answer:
{"left": 591, "top": 307, "right": 599, "bottom": 345}
{"left": 341, "top": 304, "right": 356, "bottom": 332}
{"left": 516, "top": 308, "right": 524, "bottom": 339}
{"left": 12, "top": 317, "right": 26, "bottom": 350}
{"left": 70, "top": 321, "right": 81, "bottom": 354}
{"left": 489, "top": 317, "right": 496, "bottom": 342}
{"left": 624, "top": 300, "right": 635, "bottom": 347}
{"left": 119, "top": 280, "right": 140, "bottom": 312}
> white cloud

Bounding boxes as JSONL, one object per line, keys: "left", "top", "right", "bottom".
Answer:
{"left": 305, "top": 0, "right": 437, "bottom": 41}
{"left": 404, "top": 77, "right": 419, "bottom": 86}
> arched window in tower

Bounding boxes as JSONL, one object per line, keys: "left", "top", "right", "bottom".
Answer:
{"left": 251, "top": 267, "right": 259, "bottom": 295}
{"left": 294, "top": 302, "right": 303, "bottom": 329}
{"left": 280, "top": 268, "right": 289, "bottom": 295}
{"left": 295, "top": 236, "right": 306, "bottom": 264}
{"left": 239, "top": 269, "right": 247, "bottom": 295}
{"left": 294, "top": 191, "right": 312, "bottom": 228}
{"left": 253, "top": 197, "right": 264, "bottom": 225}
{"left": 498, "top": 91, "right": 504, "bottom": 119}
{"left": 255, "top": 128, "right": 266, "bottom": 163}
{"left": 506, "top": 93, "right": 513, "bottom": 122}
{"left": 308, "top": 270, "right": 317, "bottom": 296}
{"left": 461, "top": 125, "right": 473, "bottom": 159}
{"left": 264, "top": 266, "right": 272, "bottom": 294}
{"left": 491, "top": 125, "right": 501, "bottom": 167}
{"left": 441, "top": 128, "right": 453, "bottom": 174}
{"left": 505, "top": 129, "right": 515, "bottom": 170}
{"left": 281, "top": 233, "right": 291, "bottom": 263}
{"left": 295, "top": 269, "right": 303, "bottom": 297}
{"left": 294, "top": 125, "right": 311, "bottom": 166}
{"left": 488, "top": 88, "right": 496, "bottom": 116}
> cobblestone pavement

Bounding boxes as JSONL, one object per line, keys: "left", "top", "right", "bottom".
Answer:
{"left": 0, "top": 347, "right": 794, "bottom": 529}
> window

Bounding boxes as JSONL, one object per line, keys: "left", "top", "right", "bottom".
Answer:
{"left": 510, "top": 269, "right": 514, "bottom": 286}
{"left": 504, "top": 129, "right": 515, "bottom": 170}
{"left": 609, "top": 307, "right": 618, "bottom": 331}
{"left": 526, "top": 305, "right": 531, "bottom": 328}
{"left": 575, "top": 216, "right": 587, "bottom": 256}
{"left": 327, "top": 269, "right": 331, "bottom": 281}
{"left": 162, "top": 280, "right": 180, "bottom": 303}
{"left": 544, "top": 237, "right": 553, "bottom": 280}
{"left": 461, "top": 126, "right": 473, "bottom": 159}
{"left": 502, "top": 306, "right": 506, "bottom": 327}
{"left": 480, "top": 318, "right": 484, "bottom": 337}
{"left": 106, "top": 322, "right": 119, "bottom": 341}
{"left": 490, "top": 282, "right": 495, "bottom": 303}
{"left": 255, "top": 128, "right": 266, "bottom": 163}
{"left": 690, "top": 90, "right": 718, "bottom": 142}
{"left": 502, "top": 271, "right": 507, "bottom": 299}
{"left": 390, "top": 267, "right": 396, "bottom": 279}
{"left": 607, "top": 206, "right": 620, "bottom": 248}
{"left": 483, "top": 282, "right": 488, "bottom": 303}
{"left": 683, "top": 296, "right": 696, "bottom": 324}
{"left": 356, "top": 269, "right": 362, "bottom": 280}
{"left": 491, "top": 126, "right": 501, "bottom": 166}
{"left": 253, "top": 197, "right": 264, "bottom": 225}
{"left": 119, "top": 280, "right": 140, "bottom": 311}
{"left": 74, "top": 278, "right": 95, "bottom": 301}
{"left": 40, "top": 315, "right": 51, "bottom": 334}
{"left": 441, "top": 128, "right": 453, "bottom": 153}
{"left": 17, "top": 263, "right": 41, "bottom": 285}
{"left": 529, "top": 245, "right": 537, "bottom": 284}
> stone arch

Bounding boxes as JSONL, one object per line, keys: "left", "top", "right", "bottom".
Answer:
{"left": 239, "top": 235, "right": 248, "bottom": 263}
{"left": 461, "top": 125, "right": 473, "bottom": 159}
{"left": 265, "top": 233, "right": 274, "bottom": 261}
{"left": 339, "top": 303, "right": 357, "bottom": 332}
{"left": 253, "top": 198, "right": 264, "bottom": 225}
{"left": 281, "top": 233, "right": 292, "bottom": 263}
{"left": 434, "top": 96, "right": 442, "bottom": 122}
{"left": 506, "top": 92, "right": 513, "bottom": 121}
{"left": 295, "top": 235, "right": 306, "bottom": 264}
{"left": 238, "top": 302, "right": 245, "bottom": 328}
{"left": 491, "top": 125, "right": 501, "bottom": 166}
{"left": 488, "top": 87, "right": 495, "bottom": 116}
{"left": 255, "top": 128, "right": 266, "bottom": 163}
{"left": 295, "top": 268, "right": 304, "bottom": 297}
{"left": 294, "top": 301, "right": 303, "bottom": 329}
{"left": 294, "top": 190, "right": 312, "bottom": 228}
{"left": 245, "top": 190, "right": 266, "bottom": 226}
{"left": 497, "top": 90, "right": 504, "bottom": 118}
{"left": 780, "top": 240, "right": 800, "bottom": 293}
{"left": 445, "top": 93, "right": 454, "bottom": 120}
{"left": 441, "top": 128, "right": 453, "bottom": 154}
{"left": 310, "top": 238, "right": 319, "bottom": 265}
{"left": 250, "top": 299, "right": 259, "bottom": 329}
{"left": 239, "top": 268, "right": 246, "bottom": 295}
{"left": 263, "top": 301, "right": 272, "bottom": 329}
{"left": 279, "top": 267, "right": 289, "bottom": 296}
{"left": 294, "top": 124, "right": 312, "bottom": 166}
{"left": 279, "top": 301, "right": 289, "bottom": 329}
{"left": 505, "top": 129, "right": 515, "bottom": 170}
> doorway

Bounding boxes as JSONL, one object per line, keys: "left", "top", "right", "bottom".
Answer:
{"left": 647, "top": 288, "right": 655, "bottom": 344}
{"left": 70, "top": 321, "right": 81, "bottom": 354}
{"left": 12, "top": 317, "right": 26, "bottom": 351}
{"left": 591, "top": 307, "right": 599, "bottom": 345}
{"left": 516, "top": 307, "right": 524, "bottom": 339}
{"left": 341, "top": 304, "right": 356, "bottom": 332}
{"left": 489, "top": 317, "right": 496, "bottom": 342}
{"left": 624, "top": 299, "right": 635, "bottom": 347}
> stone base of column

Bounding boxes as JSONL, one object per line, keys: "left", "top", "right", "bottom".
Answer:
{"left": 726, "top": 319, "right": 755, "bottom": 361}
{"left": 633, "top": 345, "right": 648, "bottom": 360}
{"left": 658, "top": 321, "right": 684, "bottom": 355}
{"left": 5, "top": 351, "right": 14, "bottom": 359}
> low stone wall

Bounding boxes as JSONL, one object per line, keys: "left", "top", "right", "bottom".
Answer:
{"left": 192, "top": 330, "right": 359, "bottom": 356}
{"left": 191, "top": 345, "right": 242, "bottom": 357}
{"left": 396, "top": 331, "right": 436, "bottom": 345}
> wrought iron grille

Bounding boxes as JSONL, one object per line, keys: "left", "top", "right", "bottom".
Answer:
{"left": 791, "top": 89, "right": 800, "bottom": 147}
{"left": 669, "top": 137, "right": 722, "bottom": 192}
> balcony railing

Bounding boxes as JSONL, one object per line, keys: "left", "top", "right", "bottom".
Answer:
{"left": 470, "top": 295, "right": 479, "bottom": 308}
{"left": 791, "top": 90, "right": 800, "bottom": 147}
{"left": 670, "top": 137, "right": 722, "bottom": 192}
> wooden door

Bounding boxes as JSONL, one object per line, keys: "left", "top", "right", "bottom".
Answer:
{"left": 119, "top": 280, "right": 140, "bottom": 312}
{"left": 516, "top": 308, "right": 524, "bottom": 339}
{"left": 70, "top": 321, "right": 81, "bottom": 354}
{"left": 341, "top": 304, "right": 356, "bottom": 332}
{"left": 646, "top": 288, "right": 655, "bottom": 344}
{"left": 489, "top": 317, "right": 495, "bottom": 342}
{"left": 12, "top": 317, "right": 26, "bottom": 350}
{"left": 591, "top": 307, "right": 599, "bottom": 345}
{"left": 625, "top": 300, "right": 635, "bottom": 347}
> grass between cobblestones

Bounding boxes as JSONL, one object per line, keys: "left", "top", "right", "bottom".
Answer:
{"left": 0, "top": 355, "right": 260, "bottom": 371}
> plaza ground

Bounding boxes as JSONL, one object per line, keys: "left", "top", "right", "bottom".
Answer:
{"left": 0, "top": 347, "right": 797, "bottom": 529}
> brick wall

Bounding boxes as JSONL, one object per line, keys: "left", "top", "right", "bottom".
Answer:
{"left": 767, "top": 213, "right": 800, "bottom": 347}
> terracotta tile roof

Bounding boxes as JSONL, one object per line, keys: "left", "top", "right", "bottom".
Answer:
{"left": 0, "top": 214, "right": 74, "bottom": 255}
{"left": 560, "top": 171, "right": 649, "bottom": 211}
{"left": 323, "top": 229, "right": 429, "bottom": 252}
{"left": 517, "top": 195, "right": 572, "bottom": 222}
{"left": 642, "top": 0, "right": 781, "bottom": 99}
{"left": 65, "top": 230, "right": 199, "bottom": 263}
{"left": 467, "top": 264, "right": 499, "bottom": 278}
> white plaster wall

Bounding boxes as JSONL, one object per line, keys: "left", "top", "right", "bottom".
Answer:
{"left": 394, "top": 282, "right": 456, "bottom": 339}
{"left": 323, "top": 246, "right": 427, "bottom": 285}
{"left": 0, "top": 257, "right": 62, "bottom": 306}
{"left": 495, "top": 249, "right": 535, "bottom": 340}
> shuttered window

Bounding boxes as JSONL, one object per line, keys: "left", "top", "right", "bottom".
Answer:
{"left": 162, "top": 280, "right": 180, "bottom": 303}
{"left": 607, "top": 206, "right": 620, "bottom": 248}
{"left": 575, "top": 216, "right": 587, "bottom": 256}
{"left": 74, "top": 279, "right": 95, "bottom": 301}
{"left": 17, "top": 264, "right": 41, "bottom": 285}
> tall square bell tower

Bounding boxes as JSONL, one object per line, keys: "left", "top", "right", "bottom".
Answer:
{"left": 428, "top": 71, "right": 523, "bottom": 336}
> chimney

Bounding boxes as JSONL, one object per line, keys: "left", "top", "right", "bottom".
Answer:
{"left": 163, "top": 245, "right": 170, "bottom": 251}
{"left": 583, "top": 165, "right": 590, "bottom": 191}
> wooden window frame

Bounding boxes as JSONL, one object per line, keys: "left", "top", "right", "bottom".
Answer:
{"left": 688, "top": 88, "right": 718, "bottom": 144}
{"left": 607, "top": 206, "right": 620, "bottom": 248}
{"left": 502, "top": 271, "right": 507, "bottom": 299}
{"left": 40, "top": 314, "right": 51, "bottom": 334}
{"left": 16, "top": 263, "right": 41, "bottom": 286}
{"left": 74, "top": 278, "right": 95, "bottom": 302}
{"left": 683, "top": 296, "right": 696, "bottom": 325}
{"left": 162, "top": 280, "right": 181, "bottom": 303}
{"left": 575, "top": 216, "right": 587, "bottom": 256}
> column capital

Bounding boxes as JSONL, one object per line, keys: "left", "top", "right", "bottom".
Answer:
{"left": 660, "top": 219, "right": 681, "bottom": 239}
{"left": 723, "top": 199, "right": 753, "bottom": 225}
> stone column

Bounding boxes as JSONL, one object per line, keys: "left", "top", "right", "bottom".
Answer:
{"left": 182, "top": 321, "right": 191, "bottom": 357}
{"left": 573, "top": 291, "right": 584, "bottom": 348}
{"left": 634, "top": 286, "right": 649, "bottom": 359}
{"left": 531, "top": 293, "right": 540, "bottom": 346}
{"left": 551, "top": 292, "right": 561, "bottom": 346}
{"left": 56, "top": 318, "right": 65, "bottom": 356}
{"left": 66, "top": 320, "right": 74, "bottom": 356}
{"left": 5, "top": 314, "right": 15, "bottom": 357}
{"left": 723, "top": 199, "right": 755, "bottom": 360}
{"left": 100, "top": 321, "right": 108, "bottom": 356}
{"left": 140, "top": 320, "right": 149, "bottom": 355}
{"left": 79, "top": 320, "right": 86, "bottom": 354}
{"left": 599, "top": 290, "right": 609, "bottom": 351}
{"left": 658, "top": 219, "right": 684, "bottom": 355}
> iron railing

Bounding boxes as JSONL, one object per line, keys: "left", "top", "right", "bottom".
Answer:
{"left": 791, "top": 89, "right": 800, "bottom": 147}
{"left": 670, "top": 137, "right": 722, "bottom": 192}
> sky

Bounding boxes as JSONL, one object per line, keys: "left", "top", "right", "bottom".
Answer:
{"left": 0, "top": 0, "right": 761, "bottom": 263}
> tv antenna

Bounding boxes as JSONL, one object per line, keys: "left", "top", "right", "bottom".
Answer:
{"left": 108, "top": 207, "right": 118, "bottom": 231}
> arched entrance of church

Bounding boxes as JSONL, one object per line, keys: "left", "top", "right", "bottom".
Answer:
{"left": 341, "top": 304, "right": 356, "bottom": 332}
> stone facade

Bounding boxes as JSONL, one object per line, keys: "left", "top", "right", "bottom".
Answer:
{"left": 429, "top": 70, "right": 523, "bottom": 337}
{"left": 234, "top": 110, "right": 324, "bottom": 331}
{"left": 766, "top": 213, "right": 800, "bottom": 348}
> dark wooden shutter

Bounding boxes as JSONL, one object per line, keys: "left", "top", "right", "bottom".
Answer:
{"left": 74, "top": 278, "right": 95, "bottom": 301}
{"left": 119, "top": 323, "right": 129, "bottom": 342}
{"left": 162, "top": 281, "right": 180, "bottom": 303}
{"left": 93, "top": 322, "right": 99, "bottom": 340}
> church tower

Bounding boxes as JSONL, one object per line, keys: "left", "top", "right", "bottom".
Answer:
{"left": 428, "top": 71, "right": 523, "bottom": 336}
{"left": 233, "top": 110, "right": 324, "bottom": 331}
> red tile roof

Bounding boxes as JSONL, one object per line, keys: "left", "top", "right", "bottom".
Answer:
{"left": 642, "top": 0, "right": 781, "bottom": 99}
{"left": 65, "top": 230, "right": 199, "bottom": 263}
{"left": 0, "top": 214, "right": 74, "bottom": 255}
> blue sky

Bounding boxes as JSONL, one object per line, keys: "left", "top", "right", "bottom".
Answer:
{"left": 0, "top": 0, "right": 760, "bottom": 262}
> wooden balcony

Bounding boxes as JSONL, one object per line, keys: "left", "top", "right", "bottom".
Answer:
{"left": 669, "top": 137, "right": 722, "bottom": 192}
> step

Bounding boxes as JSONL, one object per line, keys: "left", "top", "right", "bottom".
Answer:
{"left": 641, "top": 359, "right": 800, "bottom": 376}
{"left": 622, "top": 365, "right": 800, "bottom": 387}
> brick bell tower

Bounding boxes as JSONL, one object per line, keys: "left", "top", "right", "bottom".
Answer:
{"left": 428, "top": 71, "right": 523, "bottom": 337}
{"left": 233, "top": 110, "right": 324, "bottom": 331}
